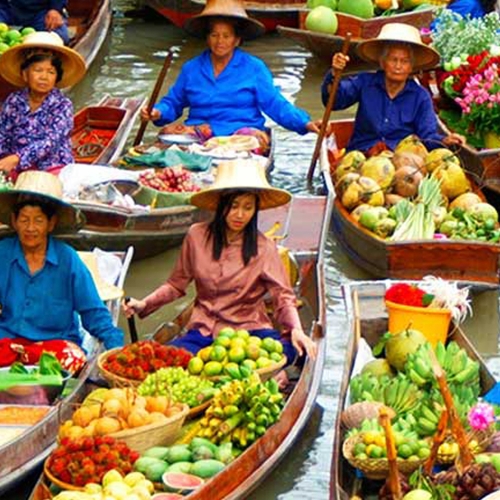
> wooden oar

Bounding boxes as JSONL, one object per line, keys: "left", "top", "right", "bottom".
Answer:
{"left": 379, "top": 406, "right": 402, "bottom": 500}
{"left": 307, "top": 33, "right": 351, "bottom": 185}
{"left": 124, "top": 296, "right": 139, "bottom": 343}
{"left": 133, "top": 50, "right": 174, "bottom": 147}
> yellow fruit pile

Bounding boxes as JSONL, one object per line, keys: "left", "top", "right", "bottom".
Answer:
{"left": 58, "top": 388, "right": 186, "bottom": 440}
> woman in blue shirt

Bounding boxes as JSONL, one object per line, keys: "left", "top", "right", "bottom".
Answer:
{"left": 140, "top": 0, "right": 319, "bottom": 146}
{"left": 0, "top": 171, "right": 123, "bottom": 351}
{"left": 322, "top": 23, "right": 465, "bottom": 153}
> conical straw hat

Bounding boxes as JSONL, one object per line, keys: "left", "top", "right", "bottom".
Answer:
{"left": 184, "top": 0, "right": 265, "bottom": 41}
{"left": 190, "top": 159, "right": 291, "bottom": 211}
{"left": 0, "top": 31, "right": 86, "bottom": 88}
{"left": 357, "top": 23, "right": 440, "bottom": 71}
{"left": 0, "top": 171, "right": 84, "bottom": 234}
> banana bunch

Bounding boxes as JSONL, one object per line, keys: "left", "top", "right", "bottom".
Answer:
{"left": 381, "top": 373, "right": 422, "bottom": 415}
{"left": 349, "top": 372, "right": 391, "bottom": 404}
{"left": 413, "top": 397, "right": 443, "bottom": 437}
{"left": 435, "top": 341, "right": 481, "bottom": 386}
{"left": 392, "top": 413, "right": 419, "bottom": 436}
{"left": 406, "top": 343, "right": 434, "bottom": 387}
{"left": 196, "top": 374, "right": 284, "bottom": 449}
{"left": 345, "top": 417, "right": 383, "bottom": 439}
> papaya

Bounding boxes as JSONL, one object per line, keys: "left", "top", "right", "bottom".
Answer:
{"left": 190, "top": 459, "right": 226, "bottom": 479}
{"left": 167, "top": 444, "right": 193, "bottom": 464}
{"left": 144, "top": 460, "right": 169, "bottom": 482}
{"left": 189, "top": 437, "right": 218, "bottom": 454}
{"left": 143, "top": 446, "right": 170, "bottom": 461}
{"left": 134, "top": 456, "right": 166, "bottom": 474}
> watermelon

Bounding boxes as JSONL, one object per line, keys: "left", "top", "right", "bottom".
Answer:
{"left": 162, "top": 471, "right": 204, "bottom": 494}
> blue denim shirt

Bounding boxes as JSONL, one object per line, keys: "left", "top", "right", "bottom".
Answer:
{"left": 0, "top": 236, "right": 123, "bottom": 350}
{"left": 154, "top": 48, "right": 311, "bottom": 136}
{"left": 321, "top": 70, "right": 444, "bottom": 151}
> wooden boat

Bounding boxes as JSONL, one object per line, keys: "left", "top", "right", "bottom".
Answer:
{"left": 324, "top": 118, "right": 500, "bottom": 285}
{"left": 28, "top": 154, "right": 334, "bottom": 499}
{"left": 330, "top": 280, "right": 498, "bottom": 499}
{"left": 72, "top": 95, "right": 146, "bottom": 165}
{"left": 0, "top": 0, "right": 112, "bottom": 102}
{"left": 277, "top": 8, "right": 435, "bottom": 69}
{"left": 0, "top": 246, "right": 134, "bottom": 496}
{"left": 144, "top": 0, "right": 305, "bottom": 33}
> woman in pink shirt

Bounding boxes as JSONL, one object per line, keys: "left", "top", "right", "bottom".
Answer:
{"left": 123, "top": 159, "right": 316, "bottom": 364}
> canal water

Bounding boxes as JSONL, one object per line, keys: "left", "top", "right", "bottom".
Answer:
{"left": 5, "top": 2, "right": 500, "bottom": 498}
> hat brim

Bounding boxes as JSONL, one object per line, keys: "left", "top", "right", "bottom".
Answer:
{"left": 184, "top": 15, "right": 265, "bottom": 41}
{"left": 190, "top": 186, "right": 291, "bottom": 211}
{"left": 0, "top": 42, "right": 86, "bottom": 88}
{"left": 356, "top": 39, "right": 440, "bottom": 72}
{"left": 0, "top": 189, "right": 85, "bottom": 234}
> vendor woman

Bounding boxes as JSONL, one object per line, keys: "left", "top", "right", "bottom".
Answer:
{"left": 0, "top": 31, "right": 85, "bottom": 176}
{"left": 123, "top": 159, "right": 316, "bottom": 364}
{"left": 0, "top": 171, "right": 123, "bottom": 351}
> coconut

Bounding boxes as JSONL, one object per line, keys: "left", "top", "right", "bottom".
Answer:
{"left": 335, "top": 150, "right": 366, "bottom": 180}
{"left": 340, "top": 401, "right": 396, "bottom": 430}
{"left": 361, "top": 359, "right": 395, "bottom": 378}
{"left": 358, "top": 176, "right": 385, "bottom": 207}
{"left": 468, "top": 203, "right": 499, "bottom": 223}
{"left": 392, "top": 151, "right": 426, "bottom": 173}
{"left": 433, "top": 163, "right": 471, "bottom": 200}
{"left": 393, "top": 165, "right": 423, "bottom": 198}
{"left": 394, "top": 135, "right": 428, "bottom": 160}
{"left": 360, "top": 155, "right": 395, "bottom": 191}
{"left": 336, "top": 173, "right": 384, "bottom": 210}
{"left": 449, "top": 192, "right": 482, "bottom": 211}
{"left": 424, "top": 147, "right": 460, "bottom": 173}
{"left": 385, "top": 328, "right": 428, "bottom": 371}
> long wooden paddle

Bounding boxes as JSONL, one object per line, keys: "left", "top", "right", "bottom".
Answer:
{"left": 307, "top": 33, "right": 351, "bottom": 185}
{"left": 133, "top": 50, "right": 174, "bottom": 147}
{"left": 124, "top": 296, "right": 139, "bottom": 343}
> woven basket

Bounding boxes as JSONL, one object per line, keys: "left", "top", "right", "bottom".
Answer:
{"left": 437, "top": 427, "right": 494, "bottom": 464}
{"left": 44, "top": 461, "right": 84, "bottom": 492}
{"left": 342, "top": 434, "right": 425, "bottom": 480}
{"left": 97, "top": 348, "right": 143, "bottom": 387}
{"left": 256, "top": 355, "right": 287, "bottom": 381}
{"left": 108, "top": 403, "right": 189, "bottom": 453}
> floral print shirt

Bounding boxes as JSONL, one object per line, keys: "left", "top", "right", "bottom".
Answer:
{"left": 0, "top": 88, "right": 74, "bottom": 171}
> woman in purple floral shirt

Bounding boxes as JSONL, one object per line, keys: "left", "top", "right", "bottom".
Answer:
{"left": 0, "top": 31, "right": 85, "bottom": 176}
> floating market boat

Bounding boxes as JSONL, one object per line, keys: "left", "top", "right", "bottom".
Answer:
{"left": 330, "top": 280, "right": 497, "bottom": 499}
{"left": 0, "top": 0, "right": 112, "bottom": 101}
{"left": 143, "top": 0, "right": 305, "bottom": 33}
{"left": 0, "top": 247, "right": 134, "bottom": 496}
{"left": 28, "top": 154, "right": 333, "bottom": 499}
{"left": 324, "top": 118, "right": 500, "bottom": 285}
{"left": 277, "top": 8, "right": 435, "bottom": 69}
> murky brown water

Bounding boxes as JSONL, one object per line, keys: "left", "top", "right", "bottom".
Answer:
{"left": 4, "top": 2, "right": 500, "bottom": 499}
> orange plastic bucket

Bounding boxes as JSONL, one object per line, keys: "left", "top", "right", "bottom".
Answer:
{"left": 385, "top": 300, "right": 451, "bottom": 347}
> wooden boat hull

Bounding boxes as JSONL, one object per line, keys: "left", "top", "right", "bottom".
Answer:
{"left": 330, "top": 280, "right": 497, "bottom": 499}
{"left": 277, "top": 8, "right": 435, "bottom": 67}
{"left": 325, "top": 118, "right": 500, "bottom": 285}
{"left": 144, "top": 0, "right": 303, "bottom": 32}
{"left": 0, "top": 0, "right": 112, "bottom": 102}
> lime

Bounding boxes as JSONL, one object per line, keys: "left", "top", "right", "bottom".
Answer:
{"left": 0, "top": 23, "right": 8, "bottom": 33}
{"left": 258, "top": 348, "right": 269, "bottom": 359}
{"left": 230, "top": 338, "right": 247, "bottom": 350}
{"left": 0, "top": 42, "right": 9, "bottom": 54}
{"left": 4, "top": 29, "right": 21, "bottom": 43}
{"left": 247, "top": 336, "right": 262, "bottom": 347}
{"left": 274, "top": 340, "right": 284, "bottom": 354}
{"left": 417, "top": 447, "right": 431, "bottom": 459}
{"left": 256, "top": 357, "right": 272, "bottom": 369}
{"left": 218, "top": 327, "right": 235, "bottom": 338}
{"left": 397, "top": 443, "right": 412, "bottom": 459}
{"left": 353, "top": 442, "right": 366, "bottom": 456}
{"left": 235, "top": 329, "right": 250, "bottom": 340}
{"left": 261, "top": 337, "right": 277, "bottom": 353}
{"left": 214, "top": 335, "right": 231, "bottom": 349}
{"left": 363, "top": 431, "right": 379, "bottom": 446}
{"left": 228, "top": 346, "right": 246, "bottom": 364}
{"left": 367, "top": 445, "right": 383, "bottom": 459}
{"left": 242, "top": 359, "right": 256, "bottom": 371}
{"left": 203, "top": 361, "right": 223, "bottom": 377}
{"left": 21, "top": 27, "right": 36, "bottom": 36}
{"left": 198, "top": 346, "right": 212, "bottom": 363}
{"left": 188, "top": 357, "right": 204, "bottom": 375}
{"left": 270, "top": 352, "right": 283, "bottom": 363}
{"left": 210, "top": 345, "right": 227, "bottom": 362}
{"left": 245, "top": 343, "right": 260, "bottom": 361}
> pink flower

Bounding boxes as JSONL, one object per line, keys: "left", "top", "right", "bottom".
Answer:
{"left": 468, "top": 402, "right": 495, "bottom": 431}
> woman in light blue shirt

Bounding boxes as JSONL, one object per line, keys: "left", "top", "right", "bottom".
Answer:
{"left": 0, "top": 171, "right": 123, "bottom": 350}
{"left": 140, "top": 0, "right": 320, "bottom": 143}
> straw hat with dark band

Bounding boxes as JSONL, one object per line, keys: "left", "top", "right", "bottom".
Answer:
{"left": 357, "top": 23, "right": 440, "bottom": 72}
{"left": 190, "top": 159, "right": 291, "bottom": 211}
{"left": 0, "top": 171, "right": 84, "bottom": 234}
{"left": 184, "top": 0, "right": 265, "bottom": 41}
{"left": 0, "top": 31, "right": 86, "bottom": 88}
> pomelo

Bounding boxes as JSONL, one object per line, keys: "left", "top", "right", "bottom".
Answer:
{"left": 306, "top": 0, "right": 337, "bottom": 9}
{"left": 337, "top": 0, "right": 374, "bottom": 18}
{"left": 21, "top": 27, "right": 36, "bottom": 36}
{"left": 305, "top": 6, "right": 338, "bottom": 35}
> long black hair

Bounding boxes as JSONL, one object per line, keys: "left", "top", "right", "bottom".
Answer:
{"left": 21, "top": 52, "right": 64, "bottom": 83}
{"left": 207, "top": 190, "right": 259, "bottom": 265}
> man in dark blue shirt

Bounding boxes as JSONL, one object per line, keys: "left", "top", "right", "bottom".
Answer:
{"left": 0, "top": 1, "right": 69, "bottom": 44}
{"left": 322, "top": 23, "right": 465, "bottom": 152}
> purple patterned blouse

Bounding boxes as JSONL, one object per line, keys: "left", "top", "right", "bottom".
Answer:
{"left": 0, "top": 88, "right": 74, "bottom": 171}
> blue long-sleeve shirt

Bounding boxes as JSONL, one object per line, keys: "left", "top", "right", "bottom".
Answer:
{"left": 0, "top": 1, "right": 66, "bottom": 24}
{"left": 0, "top": 236, "right": 123, "bottom": 350}
{"left": 321, "top": 70, "right": 444, "bottom": 151}
{"left": 154, "top": 48, "right": 311, "bottom": 136}
{"left": 446, "top": 0, "right": 486, "bottom": 18}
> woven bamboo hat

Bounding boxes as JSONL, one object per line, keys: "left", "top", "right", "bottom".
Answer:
{"left": 357, "top": 23, "right": 440, "bottom": 71}
{"left": 0, "top": 171, "right": 84, "bottom": 234}
{"left": 184, "top": 0, "right": 265, "bottom": 41}
{"left": 190, "top": 159, "right": 291, "bottom": 211}
{"left": 0, "top": 31, "right": 86, "bottom": 88}
{"left": 77, "top": 252, "right": 124, "bottom": 302}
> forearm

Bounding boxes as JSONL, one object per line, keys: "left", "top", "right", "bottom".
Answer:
{"left": 140, "top": 282, "right": 185, "bottom": 318}
{"left": 80, "top": 308, "right": 124, "bottom": 350}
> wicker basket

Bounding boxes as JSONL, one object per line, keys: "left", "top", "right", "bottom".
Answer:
{"left": 44, "top": 461, "right": 84, "bottom": 491}
{"left": 108, "top": 403, "right": 189, "bottom": 453}
{"left": 97, "top": 348, "right": 143, "bottom": 387}
{"left": 342, "top": 434, "right": 425, "bottom": 480}
{"left": 256, "top": 355, "right": 287, "bottom": 381}
{"left": 437, "top": 427, "right": 494, "bottom": 464}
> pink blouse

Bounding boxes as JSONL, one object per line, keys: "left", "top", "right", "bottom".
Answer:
{"left": 140, "top": 222, "right": 301, "bottom": 336}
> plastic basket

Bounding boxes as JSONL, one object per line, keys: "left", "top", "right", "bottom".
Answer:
{"left": 385, "top": 300, "right": 451, "bottom": 347}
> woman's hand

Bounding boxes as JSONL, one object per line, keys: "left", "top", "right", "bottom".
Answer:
{"left": 332, "top": 53, "right": 350, "bottom": 72}
{"left": 122, "top": 297, "right": 146, "bottom": 318}
{"left": 442, "top": 132, "right": 466, "bottom": 147}
{"left": 0, "top": 154, "right": 19, "bottom": 174}
{"left": 45, "top": 9, "right": 64, "bottom": 30}
{"left": 140, "top": 106, "right": 161, "bottom": 122}
{"left": 291, "top": 327, "right": 317, "bottom": 360}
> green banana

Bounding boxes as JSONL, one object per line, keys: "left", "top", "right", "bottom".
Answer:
{"left": 453, "top": 360, "right": 479, "bottom": 384}
{"left": 416, "top": 417, "right": 438, "bottom": 436}
{"left": 420, "top": 404, "right": 439, "bottom": 424}
{"left": 435, "top": 341, "right": 446, "bottom": 366}
{"left": 408, "top": 368, "right": 427, "bottom": 386}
